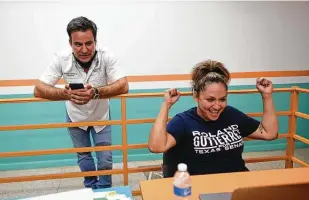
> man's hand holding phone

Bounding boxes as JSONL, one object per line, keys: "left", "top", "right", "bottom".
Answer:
{"left": 67, "top": 83, "right": 95, "bottom": 105}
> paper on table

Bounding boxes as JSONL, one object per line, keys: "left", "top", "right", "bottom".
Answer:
{"left": 22, "top": 188, "right": 93, "bottom": 200}
{"left": 93, "top": 191, "right": 132, "bottom": 200}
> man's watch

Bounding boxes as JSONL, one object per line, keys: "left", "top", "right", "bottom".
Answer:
{"left": 93, "top": 87, "right": 99, "bottom": 99}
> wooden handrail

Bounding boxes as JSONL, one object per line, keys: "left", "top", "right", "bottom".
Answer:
{"left": 244, "top": 133, "right": 289, "bottom": 141}
{"left": 0, "top": 134, "right": 290, "bottom": 158}
{"left": 293, "top": 135, "right": 309, "bottom": 145}
{"left": 285, "top": 87, "right": 299, "bottom": 168}
{"left": 0, "top": 85, "right": 308, "bottom": 198}
{"left": 121, "top": 97, "right": 129, "bottom": 185}
{"left": 1, "top": 70, "right": 309, "bottom": 87}
{"left": 0, "top": 156, "right": 288, "bottom": 184}
{"left": 0, "top": 111, "right": 291, "bottom": 131}
{"left": 296, "top": 88, "right": 309, "bottom": 94}
{"left": 0, "top": 120, "right": 122, "bottom": 131}
{"left": 295, "top": 112, "right": 309, "bottom": 120}
{"left": 291, "top": 157, "right": 309, "bottom": 167}
{"left": 245, "top": 156, "right": 288, "bottom": 163}
{"left": 0, "top": 88, "right": 294, "bottom": 104}
{"left": 0, "top": 165, "right": 163, "bottom": 184}
{"left": 0, "top": 145, "right": 124, "bottom": 158}
{"left": 0, "top": 169, "right": 124, "bottom": 183}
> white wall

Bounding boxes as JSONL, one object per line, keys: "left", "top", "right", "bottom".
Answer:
{"left": 1, "top": 1, "right": 309, "bottom": 80}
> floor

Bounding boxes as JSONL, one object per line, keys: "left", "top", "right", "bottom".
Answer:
{"left": 0, "top": 148, "right": 308, "bottom": 200}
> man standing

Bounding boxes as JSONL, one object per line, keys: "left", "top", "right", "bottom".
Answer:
{"left": 34, "top": 16, "right": 128, "bottom": 189}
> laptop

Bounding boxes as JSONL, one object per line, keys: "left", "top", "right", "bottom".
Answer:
{"left": 199, "top": 182, "right": 309, "bottom": 200}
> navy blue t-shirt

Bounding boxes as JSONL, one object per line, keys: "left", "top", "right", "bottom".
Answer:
{"left": 163, "top": 106, "right": 260, "bottom": 177}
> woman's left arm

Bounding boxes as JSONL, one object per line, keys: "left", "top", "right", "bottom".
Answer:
{"left": 247, "top": 78, "right": 279, "bottom": 140}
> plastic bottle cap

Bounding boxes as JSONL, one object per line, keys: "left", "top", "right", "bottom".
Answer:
{"left": 177, "top": 163, "right": 187, "bottom": 172}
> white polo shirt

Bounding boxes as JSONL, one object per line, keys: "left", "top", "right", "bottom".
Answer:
{"left": 39, "top": 48, "right": 125, "bottom": 133}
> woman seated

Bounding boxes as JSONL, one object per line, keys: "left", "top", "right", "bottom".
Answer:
{"left": 148, "top": 60, "right": 278, "bottom": 177}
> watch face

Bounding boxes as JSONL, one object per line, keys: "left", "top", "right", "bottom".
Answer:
{"left": 93, "top": 88, "right": 99, "bottom": 99}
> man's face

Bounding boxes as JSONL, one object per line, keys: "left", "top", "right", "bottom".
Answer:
{"left": 70, "top": 29, "right": 96, "bottom": 63}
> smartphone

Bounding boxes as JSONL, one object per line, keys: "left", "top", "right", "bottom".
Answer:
{"left": 69, "top": 83, "right": 85, "bottom": 90}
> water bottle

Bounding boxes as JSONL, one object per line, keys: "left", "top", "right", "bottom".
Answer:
{"left": 173, "top": 163, "right": 191, "bottom": 200}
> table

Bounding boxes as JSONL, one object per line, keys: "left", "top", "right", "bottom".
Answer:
{"left": 18, "top": 185, "right": 132, "bottom": 200}
{"left": 140, "top": 167, "right": 309, "bottom": 200}
{"left": 94, "top": 185, "right": 133, "bottom": 198}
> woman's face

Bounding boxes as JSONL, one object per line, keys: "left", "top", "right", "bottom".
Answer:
{"left": 194, "top": 82, "right": 227, "bottom": 121}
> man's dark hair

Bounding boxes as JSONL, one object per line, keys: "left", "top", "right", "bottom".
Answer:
{"left": 67, "top": 16, "right": 97, "bottom": 41}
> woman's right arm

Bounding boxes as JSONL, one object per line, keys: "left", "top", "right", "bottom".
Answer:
{"left": 148, "top": 89, "right": 180, "bottom": 153}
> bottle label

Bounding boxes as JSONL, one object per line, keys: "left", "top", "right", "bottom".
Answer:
{"left": 174, "top": 186, "right": 191, "bottom": 197}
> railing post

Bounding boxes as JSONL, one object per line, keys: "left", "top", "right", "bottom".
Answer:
{"left": 121, "top": 97, "right": 129, "bottom": 185}
{"left": 285, "top": 86, "right": 299, "bottom": 168}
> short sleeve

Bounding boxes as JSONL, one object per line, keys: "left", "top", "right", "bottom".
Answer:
{"left": 166, "top": 115, "right": 185, "bottom": 144}
{"left": 103, "top": 51, "right": 126, "bottom": 83}
{"left": 233, "top": 107, "right": 260, "bottom": 137}
{"left": 39, "top": 54, "right": 62, "bottom": 86}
